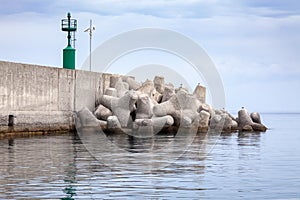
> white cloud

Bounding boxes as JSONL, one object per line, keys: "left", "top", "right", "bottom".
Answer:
{"left": 0, "top": 1, "right": 300, "bottom": 112}
{"left": 53, "top": 0, "right": 220, "bottom": 17}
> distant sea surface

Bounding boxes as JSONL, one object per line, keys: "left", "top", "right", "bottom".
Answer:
{"left": 0, "top": 114, "right": 300, "bottom": 199}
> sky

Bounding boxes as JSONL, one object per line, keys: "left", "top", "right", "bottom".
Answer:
{"left": 0, "top": 0, "right": 300, "bottom": 113}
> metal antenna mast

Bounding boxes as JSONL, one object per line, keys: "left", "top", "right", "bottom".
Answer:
{"left": 84, "top": 19, "right": 95, "bottom": 71}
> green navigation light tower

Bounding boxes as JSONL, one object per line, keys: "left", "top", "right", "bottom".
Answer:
{"left": 61, "top": 12, "right": 77, "bottom": 69}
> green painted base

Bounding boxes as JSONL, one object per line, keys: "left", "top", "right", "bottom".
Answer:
{"left": 63, "top": 46, "right": 76, "bottom": 69}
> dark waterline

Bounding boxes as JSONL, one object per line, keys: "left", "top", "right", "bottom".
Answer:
{"left": 0, "top": 114, "right": 300, "bottom": 199}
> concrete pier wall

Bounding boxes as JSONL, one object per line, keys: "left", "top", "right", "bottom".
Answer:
{"left": 0, "top": 61, "right": 108, "bottom": 133}
{"left": 0, "top": 61, "right": 208, "bottom": 134}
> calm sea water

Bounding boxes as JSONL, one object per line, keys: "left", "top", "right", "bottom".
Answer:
{"left": 0, "top": 114, "right": 300, "bottom": 199}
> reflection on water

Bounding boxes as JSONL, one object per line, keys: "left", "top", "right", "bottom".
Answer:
{"left": 62, "top": 134, "right": 78, "bottom": 200}
{"left": 0, "top": 114, "right": 300, "bottom": 199}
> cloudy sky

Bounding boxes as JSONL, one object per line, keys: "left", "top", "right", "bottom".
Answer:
{"left": 0, "top": 0, "right": 299, "bottom": 113}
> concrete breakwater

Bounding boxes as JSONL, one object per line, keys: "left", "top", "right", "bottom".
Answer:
{"left": 0, "top": 61, "right": 267, "bottom": 135}
{"left": 76, "top": 74, "right": 267, "bottom": 134}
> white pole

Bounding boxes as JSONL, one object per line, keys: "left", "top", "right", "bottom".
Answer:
{"left": 89, "top": 19, "right": 92, "bottom": 72}
{"left": 84, "top": 19, "right": 95, "bottom": 72}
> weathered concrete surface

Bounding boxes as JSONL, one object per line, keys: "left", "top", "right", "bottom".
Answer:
{"left": 0, "top": 62, "right": 74, "bottom": 112}
{"left": 197, "top": 110, "right": 210, "bottom": 132}
{"left": 107, "top": 115, "right": 121, "bottom": 129}
{"left": 237, "top": 108, "right": 253, "bottom": 129}
{"left": 0, "top": 61, "right": 121, "bottom": 133}
{"left": 250, "top": 112, "right": 262, "bottom": 124}
{"left": 137, "top": 80, "right": 162, "bottom": 103}
{"left": 75, "top": 70, "right": 103, "bottom": 112}
{"left": 135, "top": 94, "right": 156, "bottom": 119}
{"left": 161, "top": 83, "right": 175, "bottom": 102}
{"left": 94, "top": 104, "right": 112, "bottom": 121}
{"left": 122, "top": 76, "right": 140, "bottom": 90}
{"left": 100, "top": 90, "right": 138, "bottom": 127}
{"left": 193, "top": 83, "right": 206, "bottom": 103}
{"left": 77, "top": 107, "right": 107, "bottom": 128}
{"left": 237, "top": 108, "right": 267, "bottom": 132}
{"left": 0, "top": 61, "right": 75, "bottom": 133}
{"left": 154, "top": 76, "right": 165, "bottom": 94}
{"left": 133, "top": 115, "right": 174, "bottom": 128}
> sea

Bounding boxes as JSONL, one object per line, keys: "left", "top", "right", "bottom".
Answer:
{"left": 0, "top": 113, "right": 299, "bottom": 199}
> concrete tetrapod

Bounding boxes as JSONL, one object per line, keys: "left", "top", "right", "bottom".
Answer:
{"left": 132, "top": 115, "right": 174, "bottom": 137}
{"left": 153, "top": 90, "right": 201, "bottom": 127}
{"left": 133, "top": 115, "right": 174, "bottom": 128}
{"left": 136, "top": 80, "right": 162, "bottom": 103}
{"left": 81, "top": 75, "right": 268, "bottom": 134}
{"left": 161, "top": 83, "right": 175, "bottom": 103}
{"left": 209, "top": 114, "right": 226, "bottom": 131}
{"left": 197, "top": 110, "right": 210, "bottom": 132}
{"left": 153, "top": 93, "right": 181, "bottom": 126}
{"left": 250, "top": 112, "right": 262, "bottom": 124}
{"left": 115, "top": 78, "right": 129, "bottom": 97}
{"left": 222, "top": 114, "right": 233, "bottom": 133}
{"left": 154, "top": 76, "right": 165, "bottom": 94}
{"left": 193, "top": 83, "right": 206, "bottom": 104}
{"left": 78, "top": 107, "right": 107, "bottom": 128}
{"left": 135, "top": 93, "right": 156, "bottom": 119}
{"left": 94, "top": 104, "right": 112, "bottom": 121}
{"left": 107, "top": 115, "right": 121, "bottom": 129}
{"left": 100, "top": 90, "right": 138, "bottom": 127}
{"left": 238, "top": 108, "right": 267, "bottom": 132}
{"left": 122, "top": 76, "right": 141, "bottom": 90}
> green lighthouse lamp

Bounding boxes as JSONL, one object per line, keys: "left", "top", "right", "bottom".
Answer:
{"left": 61, "top": 12, "right": 77, "bottom": 69}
